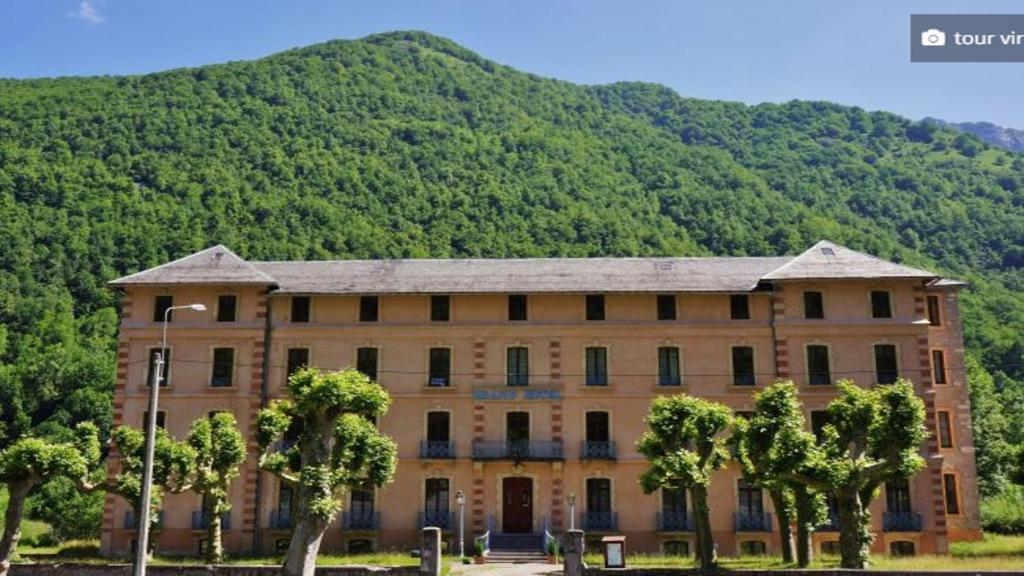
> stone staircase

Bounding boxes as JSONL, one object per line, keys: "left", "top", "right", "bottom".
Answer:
{"left": 486, "top": 533, "right": 548, "bottom": 564}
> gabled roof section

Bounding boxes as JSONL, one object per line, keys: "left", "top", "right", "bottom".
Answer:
{"left": 109, "top": 245, "right": 277, "bottom": 287}
{"left": 761, "top": 241, "right": 937, "bottom": 282}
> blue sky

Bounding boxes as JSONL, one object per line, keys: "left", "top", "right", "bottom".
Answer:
{"left": 3, "top": 0, "right": 1023, "bottom": 127}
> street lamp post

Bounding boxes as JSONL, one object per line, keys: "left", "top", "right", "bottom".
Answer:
{"left": 567, "top": 493, "right": 576, "bottom": 531}
{"left": 133, "top": 303, "right": 206, "bottom": 576}
{"left": 456, "top": 490, "right": 466, "bottom": 558}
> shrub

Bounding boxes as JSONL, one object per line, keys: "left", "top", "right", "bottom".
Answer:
{"left": 981, "top": 485, "right": 1024, "bottom": 534}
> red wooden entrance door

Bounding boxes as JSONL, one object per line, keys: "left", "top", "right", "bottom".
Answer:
{"left": 502, "top": 477, "right": 533, "bottom": 533}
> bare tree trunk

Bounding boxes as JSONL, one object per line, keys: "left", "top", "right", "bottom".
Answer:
{"left": 793, "top": 486, "right": 815, "bottom": 568}
{"left": 690, "top": 485, "right": 716, "bottom": 569}
{"left": 0, "top": 481, "right": 32, "bottom": 576}
{"left": 769, "top": 489, "right": 794, "bottom": 564}
{"left": 203, "top": 498, "right": 224, "bottom": 565}
{"left": 836, "top": 487, "right": 870, "bottom": 569}
{"left": 283, "top": 490, "right": 331, "bottom": 576}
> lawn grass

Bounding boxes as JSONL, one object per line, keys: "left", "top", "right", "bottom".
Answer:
{"left": 0, "top": 486, "right": 51, "bottom": 547}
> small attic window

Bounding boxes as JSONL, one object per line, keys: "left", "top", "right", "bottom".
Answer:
{"left": 820, "top": 247, "right": 835, "bottom": 256}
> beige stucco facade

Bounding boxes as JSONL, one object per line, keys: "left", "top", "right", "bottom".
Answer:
{"left": 101, "top": 271, "right": 981, "bottom": 558}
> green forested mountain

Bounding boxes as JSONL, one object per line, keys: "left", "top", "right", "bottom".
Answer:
{"left": 1, "top": 31, "right": 1023, "bottom": 494}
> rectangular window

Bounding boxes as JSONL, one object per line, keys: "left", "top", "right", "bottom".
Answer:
{"left": 875, "top": 344, "right": 898, "bottom": 384}
{"left": 927, "top": 295, "right": 942, "bottom": 326}
{"left": 730, "top": 295, "right": 750, "bottom": 320}
{"left": 351, "top": 488, "right": 374, "bottom": 516}
{"left": 803, "top": 291, "right": 824, "bottom": 319}
{"left": 586, "top": 478, "right": 612, "bottom": 513}
{"left": 943, "top": 474, "right": 960, "bottom": 515}
{"left": 430, "top": 295, "right": 450, "bottom": 322}
{"left": 356, "top": 347, "right": 378, "bottom": 381}
{"left": 937, "top": 411, "right": 953, "bottom": 448}
{"left": 143, "top": 411, "right": 166, "bottom": 432}
{"left": 732, "top": 346, "right": 755, "bottom": 386}
{"left": 291, "top": 296, "right": 310, "bottom": 323}
{"left": 425, "top": 479, "right": 450, "bottom": 513}
{"left": 886, "top": 479, "right": 912, "bottom": 514}
{"left": 426, "top": 411, "right": 450, "bottom": 442}
{"left": 737, "top": 479, "right": 764, "bottom": 516}
{"left": 508, "top": 294, "right": 528, "bottom": 321}
{"left": 662, "top": 487, "right": 686, "bottom": 515}
{"left": 871, "top": 290, "right": 892, "bottom": 319}
{"left": 286, "top": 348, "right": 309, "bottom": 379}
{"left": 806, "top": 345, "right": 832, "bottom": 386}
{"left": 211, "top": 348, "right": 234, "bottom": 387}
{"left": 932, "top": 350, "right": 947, "bottom": 384}
{"left": 147, "top": 348, "right": 171, "bottom": 387}
{"left": 506, "top": 411, "right": 530, "bottom": 443}
{"left": 658, "top": 347, "right": 682, "bottom": 386}
{"left": 657, "top": 294, "right": 677, "bottom": 321}
{"left": 359, "top": 296, "right": 379, "bottom": 322}
{"left": 154, "top": 295, "right": 174, "bottom": 322}
{"left": 507, "top": 347, "right": 529, "bottom": 387}
{"left": 217, "top": 295, "right": 237, "bottom": 322}
{"left": 810, "top": 410, "right": 831, "bottom": 442}
{"left": 586, "top": 412, "right": 610, "bottom": 442}
{"left": 585, "top": 347, "right": 608, "bottom": 386}
{"left": 428, "top": 348, "right": 451, "bottom": 387}
{"left": 277, "top": 485, "right": 293, "bottom": 523}
{"left": 586, "top": 294, "right": 605, "bottom": 321}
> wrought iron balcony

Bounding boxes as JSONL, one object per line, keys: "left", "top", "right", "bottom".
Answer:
{"left": 268, "top": 509, "right": 293, "bottom": 530}
{"left": 420, "top": 440, "right": 456, "bottom": 459}
{"left": 472, "top": 440, "right": 563, "bottom": 460}
{"left": 817, "top": 512, "right": 840, "bottom": 532}
{"left": 582, "top": 511, "right": 617, "bottom": 532}
{"left": 123, "top": 510, "right": 164, "bottom": 531}
{"left": 191, "top": 511, "right": 232, "bottom": 531}
{"left": 883, "top": 511, "right": 922, "bottom": 532}
{"left": 418, "top": 510, "right": 454, "bottom": 530}
{"left": 580, "top": 441, "right": 616, "bottom": 460}
{"left": 342, "top": 510, "right": 380, "bottom": 530}
{"left": 734, "top": 512, "right": 772, "bottom": 532}
{"left": 656, "top": 511, "right": 694, "bottom": 532}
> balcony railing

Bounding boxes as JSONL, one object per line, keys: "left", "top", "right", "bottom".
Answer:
{"left": 883, "top": 512, "right": 922, "bottom": 532}
{"left": 191, "top": 511, "right": 232, "bottom": 531}
{"left": 580, "top": 441, "right": 616, "bottom": 460}
{"left": 582, "top": 511, "right": 617, "bottom": 532}
{"left": 420, "top": 440, "right": 456, "bottom": 459}
{"left": 472, "top": 441, "right": 563, "bottom": 460}
{"left": 734, "top": 512, "right": 772, "bottom": 532}
{"left": 418, "top": 510, "right": 454, "bottom": 530}
{"left": 269, "top": 509, "right": 293, "bottom": 530}
{"left": 817, "top": 512, "right": 840, "bottom": 532}
{"left": 124, "top": 510, "right": 164, "bottom": 531}
{"left": 656, "top": 511, "right": 694, "bottom": 532}
{"left": 342, "top": 510, "right": 380, "bottom": 530}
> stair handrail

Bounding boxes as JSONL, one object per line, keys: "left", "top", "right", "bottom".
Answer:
{"left": 474, "top": 514, "right": 492, "bottom": 556}
{"left": 542, "top": 515, "right": 557, "bottom": 554}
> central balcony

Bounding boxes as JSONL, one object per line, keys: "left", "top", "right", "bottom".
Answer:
{"left": 472, "top": 440, "right": 563, "bottom": 461}
{"left": 883, "top": 512, "right": 922, "bottom": 532}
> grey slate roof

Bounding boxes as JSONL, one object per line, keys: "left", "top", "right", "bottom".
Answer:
{"left": 760, "top": 241, "right": 937, "bottom": 282}
{"left": 109, "top": 241, "right": 958, "bottom": 293}
{"left": 108, "top": 245, "right": 276, "bottom": 287}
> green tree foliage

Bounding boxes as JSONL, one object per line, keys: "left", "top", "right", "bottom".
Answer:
{"left": 637, "top": 395, "right": 731, "bottom": 569}
{"left": 185, "top": 412, "right": 246, "bottom": 564}
{"left": 25, "top": 477, "right": 104, "bottom": 542}
{"left": 0, "top": 423, "right": 99, "bottom": 576}
{"left": 731, "top": 382, "right": 826, "bottom": 567}
{"left": 101, "top": 426, "right": 195, "bottom": 536}
{"left": 809, "top": 380, "right": 927, "bottom": 569}
{"left": 257, "top": 368, "right": 397, "bottom": 576}
{"left": 0, "top": 30, "right": 1022, "bottom": 495}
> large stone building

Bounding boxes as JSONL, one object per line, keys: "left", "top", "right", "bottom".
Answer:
{"left": 101, "top": 241, "right": 979, "bottom": 558}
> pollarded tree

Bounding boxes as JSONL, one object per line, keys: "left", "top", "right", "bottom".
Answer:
{"left": 812, "top": 380, "right": 927, "bottom": 569}
{"left": 185, "top": 412, "right": 246, "bottom": 564}
{"left": 102, "top": 425, "right": 196, "bottom": 538}
{"left": 257, "top": 368, "right": 397, "bottom": 576}
{"left": 0, "top": 423, "right": 100, "bottom": 576}
{"left": 637, "top": 395, "right": 731, "bottom": 569}
{"left": 731, "top": 382, "right": 826, "bottom": 567}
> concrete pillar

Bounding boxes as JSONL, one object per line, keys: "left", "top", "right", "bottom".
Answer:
{"left": 563, "top": 529, "right": 585, "bottom": 576}
{"left": 420, "top": 527, "right": 441, "bottom": 576}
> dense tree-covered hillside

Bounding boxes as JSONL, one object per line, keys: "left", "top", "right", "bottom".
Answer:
{"left": 1, "top": 31, "right": 1023, "bottom": 493}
